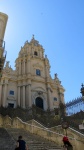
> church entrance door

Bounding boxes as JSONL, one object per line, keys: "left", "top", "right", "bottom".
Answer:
{"left": 35, "top": 97, "right": 43, "bottom": 109}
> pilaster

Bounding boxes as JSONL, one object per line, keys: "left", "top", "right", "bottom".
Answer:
{"left": 3, "top": 83, "right": 7, "bottom": 107}
{"left": 23, "top": 59, "right": 25, "bottom": 74}
{"left": 19, "top": 60, "right": 21, "bottom": 75}
{"left": 28, "top": 84, "right": 32, "bottom": 107}
{"left": 27, "top": 56, "right": 31, "bottom": 74}
{"left": 47, "top": 86, "right": 53, "bottom": 110}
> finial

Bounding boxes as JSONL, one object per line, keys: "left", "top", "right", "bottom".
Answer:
{"left": 54, "top": 73, "right": 57, "bottom": 79}
{"left": 25, "top": 40, "right": 28, "bottom": 44}
{"left": 6, "top": 61, "right": 10, "bottom": 68}
{"left": 32, "top": 34, "right": 34, "bottom": 39}
{"left": 45, "top": 55, "right": 47, "bottom": 58}
{"left": 81, "top": 83, "right": 84, "bottom": 88}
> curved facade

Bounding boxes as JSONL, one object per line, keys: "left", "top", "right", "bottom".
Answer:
{"left": 0, "top": 36, "right": 65, "bottom": 110}
{"left": 0, "top": 12, "right": 8, "bottom": 79}
{"left": 0, "top": 12, "right": 8, "bottom": 40}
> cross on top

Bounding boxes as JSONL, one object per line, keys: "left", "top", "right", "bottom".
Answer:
{"left": 81, "top": 83, "right": 84, "bottom": 88}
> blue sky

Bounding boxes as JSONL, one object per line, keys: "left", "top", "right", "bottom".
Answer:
{"left": 0, "top": 0, "right": 84, "bottom": 103}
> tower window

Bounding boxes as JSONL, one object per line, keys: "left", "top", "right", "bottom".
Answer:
{"left": 34, "top": 51, "right": 38, "bottom": 56}
{"left": 54, "top": 97, "right": 57, "bottom": 101}
{"left": 9, "top": 90, "right": 14, "bottom": 95}
{"left": 36, "top": 69, "right": 41, "bottom": 76}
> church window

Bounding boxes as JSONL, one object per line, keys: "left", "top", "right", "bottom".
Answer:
{"left": 54, "top": 97, "right": 57, "bottom": 101}
{"left": 34, "top": 51, "right": 38, "bottom": 56}
{"left": 9, "top": 90, "right": 14, "bottom": 95}
{"left": 36, "top": 69, "right": 41, "bottom": 76}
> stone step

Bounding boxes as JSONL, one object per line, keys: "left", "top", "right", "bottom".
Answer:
{"left": 6, "top": 128, "right": 62, "bottom": 150}
{"left": 0, "top": 128, "right": 16, "bottom": 150}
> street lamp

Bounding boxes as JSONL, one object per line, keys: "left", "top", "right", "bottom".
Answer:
{"left": 62, "top": 121, "right": 69, "bottom": 136}
{"left": 80, "top": 83, "right": 84, "bottom": 100}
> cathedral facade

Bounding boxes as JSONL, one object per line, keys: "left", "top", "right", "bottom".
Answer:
{"left": 0, "top": 36, "right": 65, "bottom": 110}
{"left": 0, "top": 11, "right": 65, "bottom": 110}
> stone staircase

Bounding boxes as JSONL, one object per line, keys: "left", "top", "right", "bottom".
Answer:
{"left": 5, "top": 128, "right": 63, "bottom": 150}
{"left": 0, "top": 127, "right": 15, "bottom": 150}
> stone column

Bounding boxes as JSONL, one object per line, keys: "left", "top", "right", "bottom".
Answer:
{"left": 26, "top": 86, "right": 28, "bottom": 108}
{"left": 29, "top": 84, "right": 32, "bottom": 107}
{"left": 17, "top": 86, "right": 20, "bottom": 107}
{"left": 47, "top": 87, "right": 50, "bottom": 108}
{"left": 3, "top": 84, "right": 7, "bottom": 107}
{"left": 23, "top": 85, "right": 25, "bottom": 108}
{"left": 27, "top": 57, "right": 31, "bottom": 74}
{"left": 23, "top": 60, "right": 25, "bottom": 74}
{"left": 45, "top": 65, "right": 48, "bottom": 78}
{"left": 19, "top": 61, "right": 21, "bottom": 75}
{"left": 0, "top": 84, "right": 2, "bottom": 106}
{"left": 47, "top": 87, "right": 53, "bottom": 110}
{"left": 28, "top": 84, "right": 32, "bottom": 107}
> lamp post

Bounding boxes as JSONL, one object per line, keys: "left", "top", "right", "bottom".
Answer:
{"left": 80, "top": 83, "right": 84, "bottom": 100}
{"left": 62, "top": 121, "right": 69, "bottom": 136}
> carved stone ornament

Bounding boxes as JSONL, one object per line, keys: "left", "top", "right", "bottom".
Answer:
{"left": 33, "top": 63, "right": 43, "bottom": 70}
{"left": 37, "top": 91, "right": 43, "bottom": 95}
{"left": 7, "top": 96, "right": 15, "bottom": 100}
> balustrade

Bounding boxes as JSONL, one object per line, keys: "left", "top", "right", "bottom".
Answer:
{"left": 0, "top": 39, "right": 5, "bottom": 49}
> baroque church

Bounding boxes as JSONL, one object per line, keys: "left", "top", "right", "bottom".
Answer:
{"left": 0, "top": 12, "right": 65, "bottom": 110}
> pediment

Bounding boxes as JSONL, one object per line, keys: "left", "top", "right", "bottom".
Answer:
{"left": 32, "top": 87, "right": 46, "bottom": 93}
{"left": 7, "top": 96, "right": 15, "bottom": 100}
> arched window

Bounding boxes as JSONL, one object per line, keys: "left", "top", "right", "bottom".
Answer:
{"left": 34, "top": 51, "right": 38, "bottom": 56}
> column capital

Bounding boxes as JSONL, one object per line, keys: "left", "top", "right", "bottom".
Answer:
{"left": 18, "top": 59, "right": 21, "bottom": 63}
{"left": 23, "top": 59, "right": 26, "bottom": 62}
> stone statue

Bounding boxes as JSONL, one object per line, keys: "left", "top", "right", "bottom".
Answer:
{"left": 54, "top": 73, "right": 57, "bottom": 79}
{"left": 5, "top": 61, "right": 10, "bottom": 68}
